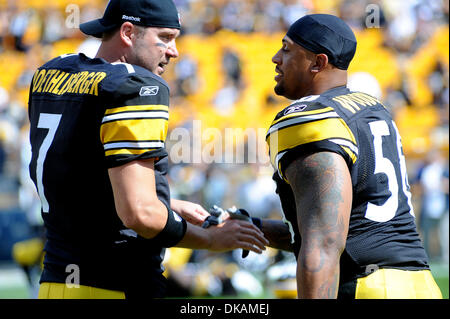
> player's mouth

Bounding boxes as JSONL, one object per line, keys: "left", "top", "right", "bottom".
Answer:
{"left": 274, "top": 67, "right": 283, "bottom": 82}
{"left": 158, "top": 62, "right": 167, "bottom": 74}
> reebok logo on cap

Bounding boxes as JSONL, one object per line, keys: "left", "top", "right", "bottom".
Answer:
{"left": 80, "top": 0, "right": 181, "bottom": 38}
{"left": 122, "top": 15, "right": 141, "bottom": 22}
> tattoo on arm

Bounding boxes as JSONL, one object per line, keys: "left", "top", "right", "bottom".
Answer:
{"left": 285, "top": 151, "right": 352, "bottom": 298}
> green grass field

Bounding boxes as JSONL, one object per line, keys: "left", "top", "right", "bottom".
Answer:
{"left": 0, "top": 262, "right": 448, "bottom": 299}
{"left": 431, "top": 263, "right": 449, "bottom": 299}
{"left": 436, "top": 277, "right": 448, "bottom": 298}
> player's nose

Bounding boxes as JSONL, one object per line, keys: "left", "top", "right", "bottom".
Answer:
{"left": 167, "top": 40, "right": 179, "bottom": 59}
{"left": 272, "top": 49, "right": 281, "bottom": 65}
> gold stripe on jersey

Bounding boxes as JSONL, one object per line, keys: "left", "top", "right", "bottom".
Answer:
{"left": 100, "top": 118, "right": 168, "bottom": 147}
{"left": 267, "top": 109, "right": 340, "bottom": 138}
{"left": 267, "top": 117, "right": 357, "bottom": 164}
{"left": 266, "top": 116, "right": 357, "bottom": 177}
{"left": 271, "top": 107, "right": 335, "bottom": 126}
{"left": 105, "top": 147, "right": 164, "bottom": 157}
{"left": 104, "top": 104, "right": 169, "bottom": 115}
{"left": 341, "top": 145, "right": 358, "bottom": 163}
{"left": 101, "top": 103, "right": 169, "bottom": 157}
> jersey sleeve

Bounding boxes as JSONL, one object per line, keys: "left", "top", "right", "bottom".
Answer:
{"left": 266, "top": 101, "right": 358, "bottom": 182}
{"left": 100, "top": 75, "right": 170, "bottom": 168}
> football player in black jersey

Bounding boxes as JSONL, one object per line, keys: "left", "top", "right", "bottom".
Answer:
{"left": 28, "top": 0, "right": 268, "bottom": 299}
{"left": 253, "top": 14, "right": 442, "bottom": 298}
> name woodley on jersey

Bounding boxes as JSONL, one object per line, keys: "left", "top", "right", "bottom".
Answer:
{"left": 32, "top": 68, "right": 107, "bottom": 96}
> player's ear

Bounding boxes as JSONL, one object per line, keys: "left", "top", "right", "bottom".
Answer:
{"left": 119, "top": 22, "right": 134, "bottom": 47}
{"left": 311, "top": 53, "right": 329, "bottom": 73}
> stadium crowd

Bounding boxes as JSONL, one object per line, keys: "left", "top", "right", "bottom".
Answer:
{"left": 0, "top": 0, "right": 448, "bottom": 297}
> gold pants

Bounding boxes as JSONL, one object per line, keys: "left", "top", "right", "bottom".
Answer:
{"left": 355, "top": 269, "right": 442, "bottom": 299}
{"left": 38, "top": 282, "right": 125, "bottom": 299}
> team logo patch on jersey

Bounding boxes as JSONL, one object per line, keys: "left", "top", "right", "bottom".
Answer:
{"left": 139, "top": 86, "right": 159, "bottom": 96}
{"left": 284, "top": 104, "right": 307, "bottom": 115}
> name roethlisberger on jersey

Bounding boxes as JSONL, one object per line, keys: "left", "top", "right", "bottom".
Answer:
{"left": 31, "top": 68, "right": 107, "bottom": 96}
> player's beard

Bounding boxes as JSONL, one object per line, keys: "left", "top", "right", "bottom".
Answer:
{"left": 274, "top": 81, "right": 285, "bottom": 96}
{"left": 128, "top": 30, "right": 163, "bottom": 75}
{"left": 130, "top": 43, "right": 160, "bottom": 75}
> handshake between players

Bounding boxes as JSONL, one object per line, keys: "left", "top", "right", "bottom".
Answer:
{"left": 173, "top": 201, "right": 268, "bottom": 255}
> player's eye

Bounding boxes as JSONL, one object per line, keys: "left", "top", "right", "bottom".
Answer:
{"left": 160, "top": 35, "right": 171, "bottom": 42}
{"left": 158, "top": 33, "right": 174, "bottom": 42}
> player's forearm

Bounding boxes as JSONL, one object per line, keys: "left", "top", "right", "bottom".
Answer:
{"left": 175, "top": 223, "right": 211, "bottom": 249}
{"left": 170, "top": 198, "right": 183, "bottom": 212}
{"left": 120, "top": 199, "right": 169, "bottom": 239}
{"left": 176, "top": 219, "right": 268, "bottom": 253}
{"left": 297, "top": 248, "right": 340, "bottom": 298}
{"left": 260, "top": 219, "right": 294, "bottom": 252}
{"left": 169, "top": 199, "right": 209, "bottom": 225}
{"left": 109, "top": 159, "right": 172, "bottom": 239}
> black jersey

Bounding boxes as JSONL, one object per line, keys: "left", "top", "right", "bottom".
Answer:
{"left": 266, "top": 86, "right": 429, "bottom": 285}
{"left": 28, "top": 53, "right": 171, "bottom": 296}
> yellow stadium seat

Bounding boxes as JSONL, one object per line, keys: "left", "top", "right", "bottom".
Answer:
{"left": 50, "top": 38, "right": 84, "bottom": 59}
{"left": 395, "top": 105, "right": 440, "bottom": 157}
{"left": 0, "top": 51, "right": 26, "bottom": 91}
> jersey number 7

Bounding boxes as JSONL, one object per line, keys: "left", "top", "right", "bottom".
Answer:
{"left": 35, "top": 113, "right": 62, "bottom": 213}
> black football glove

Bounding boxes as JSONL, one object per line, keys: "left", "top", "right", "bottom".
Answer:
{"left": 202, "top": 205, "right": 263, "bottom": 258}
{"left": 201, "top": 205, "right": 226, "bottom": 228}
{"left": 226, "top": 207, "right": 263, "bottom": 258}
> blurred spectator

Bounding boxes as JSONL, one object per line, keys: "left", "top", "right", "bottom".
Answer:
{"left": 202, "top": 165, "right": 230, "bottom": 208}
{"left": 0, "top": 139, "right": 5, "bottom": 176}
{"left": 9, "top": 6, "right": 31, "bottom": 52}
{"left": 0, "top": 87, "right": 21, "bottom": 175}
{"left": 212, "top": 48, "right": 243, "bottom": 114}
{"left": 220, "top": 0, "right": 250, "bottom": 32}
{"left": 429, "top": 62, "right": 449, "bottom": 122}
{"left": 0, "top": 7, "right": 10, "bottom": 52}
{"left": 174, "top": 54, "right": 199, "bottom": 97}
{"left": 0, "top": 0, "right": 448, "bottom": 298}
{"left": 416, "top": 150, "right": 449, "bottom": 261}
{"left": 222, "top": 48, "right": 242, "bottom": 86}
{"left": 0, "top": 86, "right": 8, "bottom": 113}
{"left": 339, "top": 0, "right": 367, "bottom": 30}
{"left": 41, "top": 7, "right": 65, "bottom": 44}
{"left": 237, "top": 164, "right": 280, "bottom": 219}
{"left": 253, "top": 0, "right": 286, "bottom": 33}
{"left": 282, "top": 0, "right": 309, "bottom": 27}
{"left": 384, "top": 0, "right": 418, "bottom": 52}
{"left": 213, "top": 79, "right": 240, "bottom": 115}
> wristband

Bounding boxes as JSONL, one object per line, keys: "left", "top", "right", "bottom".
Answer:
{"left": 251, "top": 217, "right": 263, "bottom": 231}
{"left": 152, "top": 209, "right": 187, "bottom": 247}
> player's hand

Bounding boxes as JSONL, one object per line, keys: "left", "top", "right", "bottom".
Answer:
{"left": 171, "top": 199, "right": 210, "bottom": 226}
{"left": 206, "top": 219, "right": 269, "bottom": 254}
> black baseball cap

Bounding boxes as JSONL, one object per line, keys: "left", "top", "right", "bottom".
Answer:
{"left": 286, "top": 14, "right": 357, "bottom": 70}
{"left": 80, "top": 0, "right": 181, "bottom": 38}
